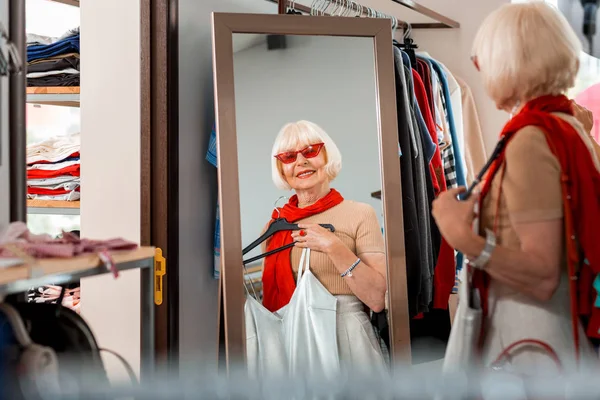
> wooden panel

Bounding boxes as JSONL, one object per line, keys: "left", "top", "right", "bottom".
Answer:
{"left": 27, "top": 86, "right": 80, "bottom": 94}
{"left": 140, "top": 0, "right": 177, "bottom": 362}
{"left": 26, "top": 199, "right": 80, "bottom": 209}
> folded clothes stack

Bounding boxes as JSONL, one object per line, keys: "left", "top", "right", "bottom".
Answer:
{"left": 26, "top": 132, "right": 81, "bottom": 201}
{"left": 26, "top": 27, "right": 80, "bottom": 87}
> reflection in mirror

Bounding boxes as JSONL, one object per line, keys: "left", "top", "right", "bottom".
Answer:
{"left": 233, "top": 33, "right": 390, "bottom": 378}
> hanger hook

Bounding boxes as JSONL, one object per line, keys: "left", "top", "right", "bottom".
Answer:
{"left": 314, "top": 0, "right": 325, "bottom": 15}
{"left": 403, "top": 21, "right": 412, "bottom": 39}
{"left": 310, "top": 0, "right": 319, "bottom": 15}
{"left": 322, "top": 0, "right": 332, "bottom": 15}
{"left": 351, "top": 0, "right": 357, "bottom": 16}
{"left": 341, "top": 0, "right": 349, "bottom": 16}
{"left": 332, "top": 0, "right": 342, "bottom": 16}
{"left": 318, "top": 0, "right": 326, "bottom": 15}
{"left": 273, "top": 196, "right": 288, "bottom": 218}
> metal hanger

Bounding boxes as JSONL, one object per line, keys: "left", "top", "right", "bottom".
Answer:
{"left": 320, "top": 0, "right": 331, "bottom": 15}
{"left": 309, "top": 0, "right": 319, "bottom": 16}
{"left": 286, "top": 0, "right": 302, "bottom": 14}
{"left": 403, "top": 21, "right": 413, "bottom": 40}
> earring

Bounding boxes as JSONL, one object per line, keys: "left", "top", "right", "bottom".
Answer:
{"left": 510, "top": 101, "right": 521, "bottom": 118}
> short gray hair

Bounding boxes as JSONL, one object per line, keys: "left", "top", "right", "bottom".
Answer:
{"left": 472, "top": 2, "right": 581, "bottom": 110}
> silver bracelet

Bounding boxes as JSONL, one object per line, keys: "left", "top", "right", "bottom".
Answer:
{"left": 466, "top": 228, "right": 496, "bottom": 270}
{"left": 341, "top": 258, "right": 361, "bottom": 278}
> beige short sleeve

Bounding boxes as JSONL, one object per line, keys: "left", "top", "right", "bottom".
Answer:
{"left": 355, "top": 204, "right": 385, "bottom": 255}
{"left": 503, "top": 126, "right": 563, "bottom": 223}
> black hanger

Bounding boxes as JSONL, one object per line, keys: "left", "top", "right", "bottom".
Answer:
{"left": 399, "top": 36, "right": 418, "bottom": 68}
{"left": 242, "top": 218, "right": 335, "bottom": 265}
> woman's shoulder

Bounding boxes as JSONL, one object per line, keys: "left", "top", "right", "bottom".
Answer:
{"left": 506, "top": 125, "right": 557, "bottom": 165}
{"left": 337, "top": 200, "right": 378, "bottom": 216}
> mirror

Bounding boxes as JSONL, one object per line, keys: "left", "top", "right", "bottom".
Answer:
{"left": 212, "top": 13, "right": 409, "bottom": 376}
{"left": 236, "top": 33, "right": 386, "bottom": 377}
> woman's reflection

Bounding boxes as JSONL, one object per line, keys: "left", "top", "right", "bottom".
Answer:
{"left": 261, "top": 120, "right": 388, "bottom": 371}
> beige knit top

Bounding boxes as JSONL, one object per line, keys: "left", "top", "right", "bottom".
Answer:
{"left": 480, "top": 113, "right": 600, "bottom": 298}
{"left": 276, "top": 200, "right": 385, "bottom": 295}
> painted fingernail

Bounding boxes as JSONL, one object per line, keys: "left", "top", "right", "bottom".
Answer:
{"left": 300, "top": 230, "right": 306, "bottom": 237}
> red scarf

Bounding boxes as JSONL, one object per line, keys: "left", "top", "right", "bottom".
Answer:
{"left": 262, "top": 189, "right": 344, "bottom": 312}
{"left": 475, "top": 94, "right": 600, "bottom": 352}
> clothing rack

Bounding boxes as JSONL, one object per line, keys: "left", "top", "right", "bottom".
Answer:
{"left": 270, "top": 0, "right": 460, "bottom": 29}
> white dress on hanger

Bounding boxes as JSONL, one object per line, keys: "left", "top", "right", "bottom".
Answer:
{"left": 245, "top": 248, "right": 388, "bottom": 379}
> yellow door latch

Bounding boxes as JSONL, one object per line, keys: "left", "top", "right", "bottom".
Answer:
{"left": 154, "top": 248, "right": 166, "bottom": 305}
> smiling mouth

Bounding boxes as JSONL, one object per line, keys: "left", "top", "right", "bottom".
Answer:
{"left": 297, "top": 171, "right": 315, "bottom": 179}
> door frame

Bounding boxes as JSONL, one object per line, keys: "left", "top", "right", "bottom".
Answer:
{"left": 140, "top": 0, "right": 179, "bottom": 365}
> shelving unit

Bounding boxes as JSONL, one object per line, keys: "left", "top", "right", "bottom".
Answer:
{"left": 0, "top": 246, "right": 155, "bottom": 294}
{"left": 26, "top": 86, "right": 80, "bottom": 108}
{"left": 26, "top": 1, "right": 81, "bottom": 215}
{"left": 0, "top": 246, "right": 156, "bottom": 372}
{"left": 26, "top": 199, "right": 80, "bottom": 215}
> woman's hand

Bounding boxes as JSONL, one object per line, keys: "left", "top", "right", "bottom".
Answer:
{"left": 571, "top": 101, "right": 594, "bottom": 135}
{"left": 291, "top": 223, "right": 341, "bottom": 254}
{"left": 432, "top": 187, "right": 479, "bottom": 250}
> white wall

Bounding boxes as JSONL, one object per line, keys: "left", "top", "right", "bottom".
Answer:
{"left": 79, "top": 0, "right": 142, "bottom": 380}
{"left": 233, "top": 35, "right": 382, "bottom": 262}
{"left": 177, "top": 0, "right": 275, "bottom": 368}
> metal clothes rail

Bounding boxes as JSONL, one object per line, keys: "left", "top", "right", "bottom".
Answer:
{"left": 268, "top": 0, "right": 460, "bottom": 29}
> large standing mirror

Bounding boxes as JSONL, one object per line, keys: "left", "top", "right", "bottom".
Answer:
{"left": 212, "top": 13, "right": 409, "bottom": 375}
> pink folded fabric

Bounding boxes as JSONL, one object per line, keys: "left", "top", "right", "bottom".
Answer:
{"left": 0, "top": 222, "right": 138, "bottom": 260}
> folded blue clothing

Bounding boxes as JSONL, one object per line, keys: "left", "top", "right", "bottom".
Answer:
{"left": 51, "top": 156, "right": 80, "bottom": 164}
{"left": 27, "top": 35, "right": 80, "bottom": 62}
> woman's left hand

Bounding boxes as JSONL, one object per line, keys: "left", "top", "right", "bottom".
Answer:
{"left": 571, "top": 101, "right": 594, "bottom": 135}
{"left": 291, "top": 223, "right": 341, "bottom": 254}
{"left": 432, "top": 187, "right": 478, "bottom": 250}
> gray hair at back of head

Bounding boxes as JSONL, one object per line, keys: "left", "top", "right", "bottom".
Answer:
{"left": 472, "top": 1, "right": 581, "bottom": 110}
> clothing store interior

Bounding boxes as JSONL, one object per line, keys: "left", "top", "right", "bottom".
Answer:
{"left": 1, "top": 0, "right": 600, "bottom": 397}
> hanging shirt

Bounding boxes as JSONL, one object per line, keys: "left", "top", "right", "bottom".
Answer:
{"left": 428, "top": 59, "right": 467, "bottom": 188}
{"left": 393, "top": 47, "right": 426, "bottom": 317}
{"left": 455, "top": 75, "right": 488, "bottom": 185}
{"left": 205, "top": 124, "right": 221, "bottom": 280}
{"left": 402, "top": 55, "right": 436, "bottom": 312}
{"left": 412, "top": 69, "right": 444, "bottom": 194}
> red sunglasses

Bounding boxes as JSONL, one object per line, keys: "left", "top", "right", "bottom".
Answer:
{"left": 274, "top": 143, "right": 325, "bottom": 164}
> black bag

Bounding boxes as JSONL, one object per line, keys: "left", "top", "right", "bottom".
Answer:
{"left": 1, "top": 301, "right": 116, "bottom": 399}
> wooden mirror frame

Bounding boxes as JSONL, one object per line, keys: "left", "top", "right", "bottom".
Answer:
{"left": 211, "top": 12, "right": 410, "bottom": 370}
